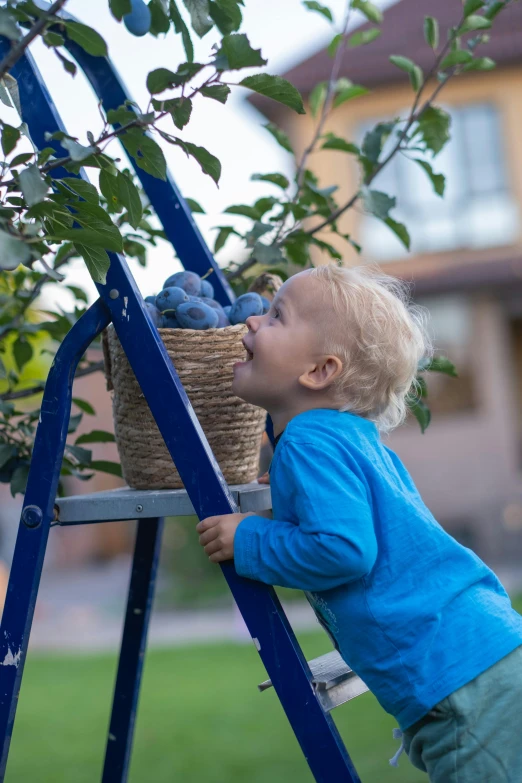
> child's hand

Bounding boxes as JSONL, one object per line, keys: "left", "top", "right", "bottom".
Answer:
{"left": 196, "top": 512, "right": 255, "bottom": 563}
{"left": 257, "top": 471, "right": 270, "bottom": 484}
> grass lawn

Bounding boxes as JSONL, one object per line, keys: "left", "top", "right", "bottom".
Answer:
{"left": 7, "top": 596, "right": 522, "bottom": 783}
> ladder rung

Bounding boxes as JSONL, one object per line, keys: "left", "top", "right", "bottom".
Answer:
{"left": 258, "top": 650, "right": 368, "bottom": 712}
{"left": 54, "top": 483, "right": 272, "bottom": 525}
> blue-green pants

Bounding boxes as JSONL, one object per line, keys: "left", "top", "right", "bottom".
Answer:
{"left": 402, "top": 645, "right": 522, "bottom": 782}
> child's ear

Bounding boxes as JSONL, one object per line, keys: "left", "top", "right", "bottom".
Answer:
{"left": 298, "top": 355, "right": 343, "bottom": 392}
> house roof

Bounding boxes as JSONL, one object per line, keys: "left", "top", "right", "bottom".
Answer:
{"left": 250, "top": 0, "right": 522, "bottom": 120}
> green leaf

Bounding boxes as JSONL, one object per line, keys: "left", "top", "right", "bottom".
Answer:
{"left": 225, "top": 204, "right": 260, "bottom": 220}
{"left": 169, "top": 97, "right": 192, "bottom": 129}
{"left": 362, "top": 122, "right": 394, "bottom": 163}
{"left": 362, "top": 188, "right": 396, "bottom": 220}
{"left": 1, "top": 124, "right": 20, "bottom": 156}
{"left": 147, "top": 67, "right": 178, "bottom": 93}
{"left": 146, "top": 63, "right": 203, "bottom": 92}
{"left": 60, "top": 138, "right": 96, "bottom": 162}
{"left": 408, "top": 398, "right": 431, "bottom": 433}
{"left": 10, "top": 464, "right": 29, "bottom": 497}
{"left": 457, "top": 14, "right": 491, "bottom": 34}
{"left": 420, "top": 355, "right": 458, "bottom": 377}
{"left": 352, "top": 0, "right": 383, "bottom": 24}
{"left": 417, "top": 106, "right": 451, "bottom": 155}
{"left": 44, "top": 30, "right": 65, "bottom": 47}
{"left": 10, "top": 152, "right": 33, "bottom": 167}
{"left": 72, "top": 397, "right": 96, "bottom": 415}
{"left": 19, "top": 165, "right": 48, "bottom": 207}
{"left": 348, "top": 28, "right": 381, "bottom": 48}
{"left": 217, "top": 33, "right": 267, "bottom": 70}
{"left": 173, "top": 138, "right": 221, "bottom": 184}
{"left": 424, "top": 16, "right": 439, "bottom": 49}
{"left": 65, "top": 444, "right": 93, "bottom": 465}
{"left": 239, "top": 74, "right": 305, "bottom": 115}
{"left": 462, "top": 57, "right": 496, "bottom": 72}
{"left": 65, "top": 21, "right": 108, "bottom": 57}
{"left": 414, "top": 159, "right": 445, "bottom": 196}
{"left": 66, "top": 285, "right": 89, "bottom": 303}
{"left": 332, "top": 84, "right": 369, "bottom": 108}
{"left": 251, "top": 172, "right": 290, "bottom": 190}
{"left": 440, "top": 49, "right": 474, "bottom": 68}
{"left": 0, "top": 444, "right": 16, "bottom": 469}
{"left": 170, "top": 0, "right": 194, "bottom": 61}
{"left": 90, "top": 460, "right": 123, "bottom": 477}
{"left": 117, "top": 172, "right": 143, "bottom": 229}
{"left": 321, "top": 133, "right": 359, "bottom": 154}
{"left": 327, "top": 33, "right": 343, "bottom": 57}
{"left": 50, "top": 222, "right": 122, "bottom": 253}
{"left": 200, "top": 84, "right": 230, "bottom": 103}
{"left": 75, "top": 244, "right": 111, "bottom": 285}
{"left": 13, "top": 337, "right": 33, "bottom": 372}
{"left": 76, "top": 430, "right": 116, "bottom": 445}
{"left": 68, "top": 413, "right": 83, "bottom": 434}
{"left": 214, "top": 226, "right": 237, "bottom": 253}
{"left": 264, "top": 123, "right": 293, "bottom": 154}
{"left": 208, "top": 0, "right": 242, "bottom": 34}
{"left": 185, "top": 198, "right": 205, "bottom": 213}
{"left": 61, "top": 177, "right": 100, "bottom": 205}
{"left": 303, "top": 1, "right": 333, "bottom": 22}
{"left": 0, "top": 230, "right": 32, "bottom": 270}
{"left": 484, "top": 2, "right": 505, "bottom": 20}
{"left": 310, "top": 236, "right": 342, "bottom": 260}
{"left": 99, "top": 169, "right": 120, "bottom": 209}
{"left": 109, "top": 0, "right": 132, "bottom": 21}
{"left": 182, "top": 0, "right": 213, "bottom": 37}
{"left": 0, "top": 9, "right": 21, "bottom": 41}
{"left": 149, "top": 0, "right": 171, "bottom": 35}
{"left": 385, "top": 217, "right": 410, "bottom": 250}
{"left": 252, "top": 242, "right": 284, "bottom": 266}
{"left": 463, "top": 0, "right": 485, "bottom": 17}
{"left": 389, "top": 55, "right": 423, "bottom": 91}
{"left": 121, "top": 130, "right": 167, "bottom": 180}
{"left": 309, "top": 82, "right": 327, "bottom": 118}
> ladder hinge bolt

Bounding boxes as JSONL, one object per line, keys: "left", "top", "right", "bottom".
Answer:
{"left": 22, "top": 505, "right": 43, "bottom": 529}
{"left": 109, "top": 289, "right": 119, "bottom": 299}
{"left": 135, "top": 504, "right": 143, "bottom": 512}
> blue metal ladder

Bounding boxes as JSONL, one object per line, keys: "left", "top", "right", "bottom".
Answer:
{"left": 0, "top": 16, "right": 368, "bottom": 783}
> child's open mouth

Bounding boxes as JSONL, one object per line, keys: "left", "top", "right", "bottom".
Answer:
{"left": 234, "top": 342, "right": 254, "bottom": 370}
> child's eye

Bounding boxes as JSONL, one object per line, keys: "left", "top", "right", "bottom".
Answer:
{"left": 270, "top": 308, "right": 280, "bottom": 320}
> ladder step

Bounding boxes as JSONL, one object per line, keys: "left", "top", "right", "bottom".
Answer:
{"left": 258, "top": 650, "right": 368, "bottom": 712}
{"left": 54, "top": 483, "right": 271, "bottom": 525}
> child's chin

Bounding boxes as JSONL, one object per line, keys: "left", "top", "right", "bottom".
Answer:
{"left": 231, "top": 375, "right": 258, "bottom": 406}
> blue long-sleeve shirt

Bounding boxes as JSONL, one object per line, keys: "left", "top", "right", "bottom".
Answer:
{"left": 234, "top": 408, "right": 522, "bottom": 729}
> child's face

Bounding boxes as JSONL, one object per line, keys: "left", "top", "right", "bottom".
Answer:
{"left": 232, "top": 271, "right": 336, "bottom": 413}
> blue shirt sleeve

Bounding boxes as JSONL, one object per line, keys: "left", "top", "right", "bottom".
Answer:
{"left": 234, "top": 439, "right": 377, "bottom": 591}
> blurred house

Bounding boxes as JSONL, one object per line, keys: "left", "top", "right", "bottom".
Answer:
{"left": 250, "top": 0, "right": 522, "bottom": 564}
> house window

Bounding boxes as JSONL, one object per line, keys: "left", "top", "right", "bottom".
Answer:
{"left": 360, "top": 104, "right": 519, "bottom": 261}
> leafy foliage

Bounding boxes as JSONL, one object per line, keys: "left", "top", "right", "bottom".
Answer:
{"left": 0, "top": 0, "right": 512, "bottom": 495}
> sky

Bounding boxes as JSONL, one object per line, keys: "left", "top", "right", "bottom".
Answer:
{"left": 6, "top": 0, "right": 395, "bottom": 306}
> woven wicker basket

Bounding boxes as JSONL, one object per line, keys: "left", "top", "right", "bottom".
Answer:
{"left": 102, "top": 323, "right": 266, "bottom": 490}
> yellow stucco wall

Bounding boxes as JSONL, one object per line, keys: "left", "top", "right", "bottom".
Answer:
{"left": 282, "top": 67, "right": 522, "bottom": 276}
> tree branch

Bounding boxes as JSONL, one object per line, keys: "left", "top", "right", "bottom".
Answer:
{"left": 0, "top": 0, "right": 69, "bottom": 82}
{"left": 0, "top": 360, "right": 105, "bottom": 402}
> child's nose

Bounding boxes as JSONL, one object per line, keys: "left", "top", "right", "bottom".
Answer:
{"left": 245, "top": 314, "right": 262, "bottom": 332}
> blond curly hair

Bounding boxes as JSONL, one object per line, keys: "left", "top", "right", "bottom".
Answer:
{"left": 308, "top": 264, "right": 432, "bottom": 433}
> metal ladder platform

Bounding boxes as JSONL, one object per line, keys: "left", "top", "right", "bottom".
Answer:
{"left": 0, "top": 6, "right": 366, "bottom": 782}
{"left": 53, "top": 482, "right": 273, "bottom": 525}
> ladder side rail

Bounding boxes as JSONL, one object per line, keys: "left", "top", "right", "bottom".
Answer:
{"left": 102, "top": 517, "right": 164, "bottom": 783}
{"left": 0, "top": 299, "right": 112, "bottom": 778}
{"left": 6, "top": 45, "right": 362, "bottom": 783}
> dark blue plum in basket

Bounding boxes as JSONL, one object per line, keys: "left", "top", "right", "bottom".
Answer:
{"left": 176, "top": 302, "right": 219, "bottom": 330}
{"left": 229, "top": 293, "right": 264, "bottom": 325}
{"left": 160, "top": 313, "right": 180, "bottom": 328}
{"left": 200, "top": 279, "right": 214, "bottom": 298}
{"left": 163, "top": 270, "right": 201, "bottom": 297}
{"left": 156, "top": 286, "right": 188, "bottom": 312}
{"left": 143, "top": 302, "right": 162, "bottom": 327}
